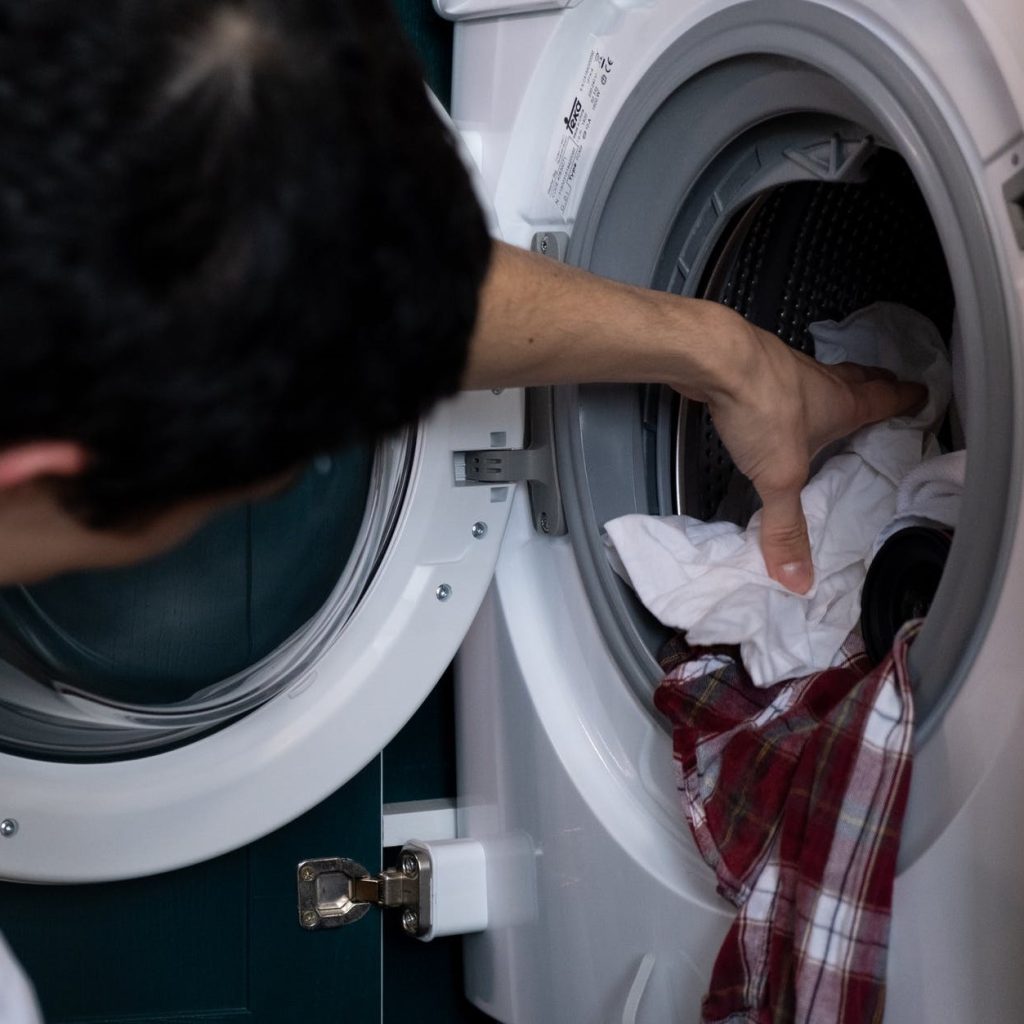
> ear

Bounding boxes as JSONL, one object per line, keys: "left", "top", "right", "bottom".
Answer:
{"left": 0, "top": 442, "right": 89, "bottom": 491}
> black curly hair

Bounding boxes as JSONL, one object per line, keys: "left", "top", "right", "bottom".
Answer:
{"left": 0, "top": 0, "right": 490, "bottom": 525}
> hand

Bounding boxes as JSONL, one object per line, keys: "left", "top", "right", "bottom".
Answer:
{"left": 701, "top": 311, "right": 926, "bottom": 594}
{"left": 463, "top": 244, "right": 925, "bottom": 594}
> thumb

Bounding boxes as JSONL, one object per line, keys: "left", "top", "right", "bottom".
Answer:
{"left": 759, "top": 488, "right": 814, "bottom": 594}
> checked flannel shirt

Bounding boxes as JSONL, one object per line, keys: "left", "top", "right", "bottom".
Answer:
{"left": 656, "top": 622, "right": 918, "bottom": 1024}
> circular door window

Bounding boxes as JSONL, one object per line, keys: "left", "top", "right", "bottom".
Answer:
{"left": 554, "top": 47, "right": 1012, "bottom": 739}
{"left": 0, "top": 434, "right": 411, "bottom": 760}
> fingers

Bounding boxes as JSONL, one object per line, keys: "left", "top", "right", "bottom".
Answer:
{"left": 829, "top": 363, "right": 927, "bottom": 426}
{"left": 759, "top": 487, "right": 814, "bottom": 594}
{"left": 827, "top": 362, "right": 894, "bottom": 385}
{"left": 854, "top": 377, "right": 928, "bottom": 424}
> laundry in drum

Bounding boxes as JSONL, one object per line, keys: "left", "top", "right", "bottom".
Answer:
{"left": 605, "top": 302, "right": 960, "bottom": 686}
{"left": 656, "top": 619, "right": 915, "bottom": 1023}
{"left": 860, "top": 448, "right": 964, "bottom": 664}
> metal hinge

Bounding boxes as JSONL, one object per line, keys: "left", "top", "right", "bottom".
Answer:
{"left": 297, "top": 846, "right": 432, "bottom": 938}
{"left": 456, "top": 386, "right": 566, "bottom": 535}
{"left": 297, "top": 838, "right": 489, "bottom": 942}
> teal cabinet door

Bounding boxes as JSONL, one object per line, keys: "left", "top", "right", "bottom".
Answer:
{"left": 393, "top": 0, "right": 455, "bottom": 108}
{"left": 0, "top": 760, "right": 382, "bottom": 1023}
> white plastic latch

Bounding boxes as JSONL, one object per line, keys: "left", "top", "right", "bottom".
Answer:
{"left": 405, "top": 838, "right": 489, "bottom": 942}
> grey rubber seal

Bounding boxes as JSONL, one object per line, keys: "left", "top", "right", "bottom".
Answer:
{"left": 553, "top": 2, "right": 1017, "bottom": 749}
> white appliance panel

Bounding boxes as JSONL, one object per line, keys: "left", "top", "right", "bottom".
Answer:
{"left": 448, "top": 1, "right": 1024, "bottom": 1020}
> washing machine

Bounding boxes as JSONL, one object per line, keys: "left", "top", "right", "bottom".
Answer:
{"left": 0, "top": 0, "right": 1021, "bottom": 1022}
{"left": 441, "top": 0, "right": 1024, "bottom": 1021}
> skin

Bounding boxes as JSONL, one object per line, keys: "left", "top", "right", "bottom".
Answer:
{"left": 0, "top": 240, "right": 924, "bottom": 589}
{"left": 0, "top": 444, "right": 292, "bottom": 585}
{"left": 463, "top": 242, "right": 926, "bottom": 593}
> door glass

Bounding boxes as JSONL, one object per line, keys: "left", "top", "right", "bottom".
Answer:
{"left": 0, "top": 436, "right": 410, "bottom": 760}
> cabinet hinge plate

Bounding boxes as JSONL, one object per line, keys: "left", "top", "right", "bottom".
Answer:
{"left": 297, "top": 847, "right": 432, "bottom": 937}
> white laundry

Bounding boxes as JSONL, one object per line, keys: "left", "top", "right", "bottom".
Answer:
{"left": 874, "top": 448, "right": 965, "bottom": 550}
{"left": 0, "top": 933, "right": 41, "bottom": 1024}
{"left": 604, "top": 302, "right": 952, "bottom": 687}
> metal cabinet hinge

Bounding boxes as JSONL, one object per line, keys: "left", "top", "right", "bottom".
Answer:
{"left": 298, "top": 838, "right": 489, "bottom": 942}
{"left": 456, "top": 387, "right": 566, "bottom": 535}
{"left": 297, "top": 845, "right": 432, "bottom": 938}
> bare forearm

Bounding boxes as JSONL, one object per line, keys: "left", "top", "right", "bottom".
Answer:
{"left": 461, "top": 239, "right": 926, "bottom": 594}
{"left": 461, "top": 240, "right": 741, "bottom": 402}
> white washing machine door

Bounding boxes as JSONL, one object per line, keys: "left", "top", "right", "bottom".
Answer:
{"left": 0, "top": 387, "right": 524, "bottom": 884}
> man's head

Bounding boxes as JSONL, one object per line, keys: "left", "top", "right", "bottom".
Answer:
{"left": 0, "top": 0, "right": 489, "bottom": 580}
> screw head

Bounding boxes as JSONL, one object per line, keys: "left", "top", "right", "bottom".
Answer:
{"left": 401, "top": 908, "right": 419, "bottom": 935}
{"left": 400, "top": 852, "right": 419, "bottom": 878}
{"left": 0, "top": 819, "right": 18, "bottom": 838}
{"left": 435, "top": 583, "right": 452, "bottom": 602}
{"left": 301, "top": 910, "right": 319, "bottom": 929}
{"left": 491, "top": 388, "right": 503, "bottom": 396}
{"left": 471, "top": 521, "right": 487, "bottom": 540}
{"left": 299, "top": 866, "right": 315, "bottom": 882}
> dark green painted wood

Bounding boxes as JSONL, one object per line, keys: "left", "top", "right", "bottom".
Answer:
{"left": 0, "top": 760, "right": 381, "bottom": 1023}
{"left": 383, "top": 667, "right": 457, "bottom": 804}
{"left": 390, "top": 0, "right": 455, "bottom": 107}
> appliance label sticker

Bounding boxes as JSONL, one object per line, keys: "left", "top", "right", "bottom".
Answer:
{"left": 545, "top": 44, "right": 617, "bottom": 217}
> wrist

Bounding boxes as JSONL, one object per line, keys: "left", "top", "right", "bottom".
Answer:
{"left": 661, "top": 298, "right": 752, "bottom": 404}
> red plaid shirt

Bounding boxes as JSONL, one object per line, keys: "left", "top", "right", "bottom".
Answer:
{"left": 656, "top": 623, "right": 917, "bottom": 1023}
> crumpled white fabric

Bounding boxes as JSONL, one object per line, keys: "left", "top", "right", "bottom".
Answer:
{"left": 0, "top": 933, "right": 41, "bottom": 1024}
{"left": 604, "top": 302, "right": 951, "bottom": 687}
{"left": 874, "top": 448, "right": 965, "bottom": 550}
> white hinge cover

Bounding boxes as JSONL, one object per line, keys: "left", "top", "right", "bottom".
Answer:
{"left": 409, "top": 838, "right": 488, "bottom": 941}
{"left": 434, "top": 0, "right": 583, "bottom": 23}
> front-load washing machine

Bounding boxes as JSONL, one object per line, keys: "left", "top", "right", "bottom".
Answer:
{"left": 440, "top": 0, "right": 1024, "bottom": 1021}
{"left": 0, "top": 1, "right": 1021, "bottom": 1022}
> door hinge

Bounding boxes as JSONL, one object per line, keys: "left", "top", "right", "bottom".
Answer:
{"left": 296, "top": 839, "right": 487, "bottom": 942}
{"left": 297, "top": 846, "right": 431, "bottom": 937}
{"left": 455, "top": 387, "right": 566, "bottom": 535}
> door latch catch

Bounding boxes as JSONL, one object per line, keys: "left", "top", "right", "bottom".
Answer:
{"left": 456, "top": 387, "right": 566, "bottom": 535}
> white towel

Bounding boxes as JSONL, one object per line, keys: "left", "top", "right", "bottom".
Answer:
{"left": 874, "top": 448, "right": 964, "bottom": 550}
{"left": 604, "top": 303, "right": 951, "bottom": 687}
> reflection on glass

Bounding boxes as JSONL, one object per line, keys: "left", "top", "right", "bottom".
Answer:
{"left": 0, "top": 445, "right": 373, "bottom": 747}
